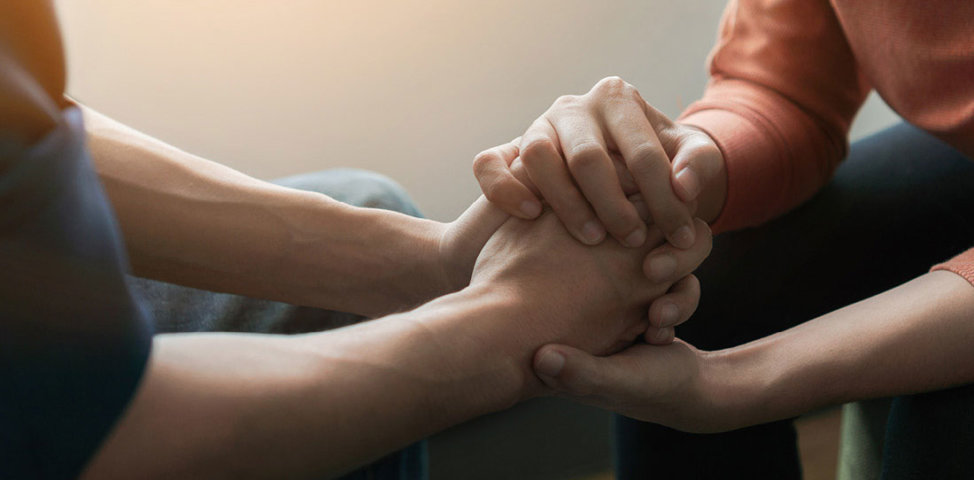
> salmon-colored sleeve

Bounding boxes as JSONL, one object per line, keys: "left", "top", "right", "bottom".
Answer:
{"left": 932, "top": 249, "right": 974, "bottom": 286}
{"left": 678, "top": 0, "right": 872, "bottom": 233}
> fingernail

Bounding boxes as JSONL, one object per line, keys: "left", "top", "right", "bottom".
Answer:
{"left": 581, "top": 221, "right": 606, "bottom": 244}
{"left": 536, "top": 350, "right": 565, "bottom": 377}
{"left": 671, "top": 224, "right": 695, "bottom": 248}
{"left": 520, "top": 200, "right": 542, "bottom": 218}
{"left": 659, "top": 303, "right": 679, "bottom": 326}
{"left": 648, "top": 254, "right": 677, "bottom": 282}
{"left": 675, "top": 167, "right": 701, "bottom": 200}
{"left": 624, "top": 227, "right": 646, "bottom": 248}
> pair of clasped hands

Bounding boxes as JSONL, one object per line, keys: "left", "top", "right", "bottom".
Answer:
{"left": 457, "top": 77, "right": 729, "bottom": 431}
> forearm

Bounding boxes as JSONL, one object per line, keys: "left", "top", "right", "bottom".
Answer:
{"left": 81, "top": 105, "right": 446, "bottom": 316}
{"left": 82, "top": 284, "right": 529, "bottom": 479}
{"left": 713, "top": 271, "right": 974, "bottom": 427}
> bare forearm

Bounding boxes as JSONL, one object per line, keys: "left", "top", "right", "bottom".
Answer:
{"left": 82, "top": 284, "right": 527, "bottom": 479}
{"left": 715, "top": 271, "right": 974, "bottom": 427}
{"left": 82, "top": 206, "right": 663, "bottom": 478}
{"left": 82, "top": 105, "right": 445, "bottom": 316}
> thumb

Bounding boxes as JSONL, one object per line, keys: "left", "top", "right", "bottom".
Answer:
{"left": 450, "top": 195, "right": 510, "bottom": 249}
{"left": 533, "top": 344, "right": 628, "bottom": 398}
{"left": 669, "top": 128, "right": 724, "bottom": 204}
{"left": 440, "top": 195, "right": 510, "bottom": 289}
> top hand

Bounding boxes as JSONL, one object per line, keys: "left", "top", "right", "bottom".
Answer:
{"left": 459, "top": 139, "right": 708, "bottom": 345}
{"left": 473, "top": 76, "right": 726, "bottom": 249}
{"left": 470, "top": 202, "right": 712, "bottom": 365}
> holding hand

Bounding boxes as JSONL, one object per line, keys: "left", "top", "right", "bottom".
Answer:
{"left": 457, "top": 139, "right": 709, "bottom": 345}
{"left": 532, "top": 340, "right": 732, "bottom": 433}
{"left": 471, "top": 204, "right": 712, "bottom": 364}
{"left": 473, "top": 76, "right": 726, "bottom": 249}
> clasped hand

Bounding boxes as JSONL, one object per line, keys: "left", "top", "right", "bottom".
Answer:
{"left": 461, "top": 76, "right": 729, "bottom": 431}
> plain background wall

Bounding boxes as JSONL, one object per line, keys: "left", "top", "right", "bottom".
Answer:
{"left": 57, "top": 0, "right": 897, "bottom": 222}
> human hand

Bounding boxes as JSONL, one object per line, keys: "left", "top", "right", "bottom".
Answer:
{"left": 434, "top": 142, "right": 518, "bottom": 295}
{"left": 532, "top": 340, "right": 738, "bottom": 433}
{"left": 471, "top": 138, "right": 708, "bottom": 344}
{"left": 473, "top": 76, "right": 726, "bottom": 249}
{"left": 439, "top": 134, "right": 708, "bottom": 349}
{"left": 470, "top": 206, "right": 713, "bottom": 364}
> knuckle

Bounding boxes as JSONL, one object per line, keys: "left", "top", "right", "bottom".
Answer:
{"left": 566, "top": 142, "right": 607, "bottom": 172}
{"left": 596, "top": 75, "right": 627, "bottom": 91}
{"left": 593, "top": 76, "right": 636, "bottom": 99}
{"left": 520, "top": 137, "right": 559, "bottom": 163}
{"left": 629, "top": 143, "right": 667, "bottom": 172}
{"left": 627, "top": 154, "right": 663, "bottom": 180}
{"left": 552, "top": 94, "right": 580, "bottom": 109}
{"left": 481, "top": 177, "right": 506, "bottom": 200}
{"left": 471, "top": 150, "right": 497, "bottom": 173}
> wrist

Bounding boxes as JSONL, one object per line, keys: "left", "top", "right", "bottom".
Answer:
{"left": 276, "top": 196, "right": 450, "bottom": 316}
{"left": 416, "top": 282, "right": 544, "bottom": 409}
{"left": 703, "top": 330, "right": 845, "bottom": 431}
{"left": 435, "top": 196, "right": 512, "bottom": 297}
{"left": 344, "top": 204, "right": 452, "bottom": 312}
{"left": 697, "top": 344, "right": 779, "bottom": 431}
{"left": 398, "top": 214, "right": 457, "bottom": 304}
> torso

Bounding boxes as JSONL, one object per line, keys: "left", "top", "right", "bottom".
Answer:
{"left": 831, "top": 0, "right": 974, "bottom": 155}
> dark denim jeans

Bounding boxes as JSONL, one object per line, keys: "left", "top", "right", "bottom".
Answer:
{"left": 128, "top": 168, "right": 428, "bottom": 480}
{"left": 614, "top": 123, "right": 974, "bottom": 480}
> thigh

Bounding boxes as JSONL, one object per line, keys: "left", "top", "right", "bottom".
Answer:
{"left": 684, "top": 123, "right": 974, "bottom": 350}
{"left": 615, "top": 123, "right": 974, "bottom": 479}
{"left": 128, "top": 168, "right": 429, "bottom": 480}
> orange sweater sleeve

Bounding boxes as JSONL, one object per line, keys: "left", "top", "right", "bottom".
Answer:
{"left": 678, "top": 0, "right": 871, "bottom": 233}
{"left": 933, "top": 250, "right": 974, "bottom": 286}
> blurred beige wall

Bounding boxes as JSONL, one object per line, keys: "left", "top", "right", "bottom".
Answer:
{"left": 57, "top": 0, "right": 897, "bottom": 221}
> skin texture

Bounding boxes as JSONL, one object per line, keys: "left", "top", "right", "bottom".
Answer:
{"left": 2, "top": 3, "right": 715, "bottom": 477}
{"left": 474, "top": 76, "right": 728, "bottom": 249}
{"left": 23, "top": 2, "right": 974, "bottom": 477}
{"left": 69, "top": 92, "right": 708, "bottom": 477}
{"left": 473, "top": 76, "right": 724, "bottom": 338}
{"left": 81, "top": 209, "right": 713, "bottom": 479}
{"left": 77, "top": 103, "right": 718, "bottom": 477}
{"left": 83, "top": 105, "right": 489, "bottom": 318}
{"left": 534, "top": 271, "right": 974, "bottom": 434}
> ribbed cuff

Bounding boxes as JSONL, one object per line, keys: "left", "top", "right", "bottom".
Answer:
{"left": 678, "top": 81, "right": 843, "bottom": 234}
{"left": 679, "top": 108, "right": 784, "bottom": 234}
{"left": 931, "top": 247, "right": 974, "bottom": 287}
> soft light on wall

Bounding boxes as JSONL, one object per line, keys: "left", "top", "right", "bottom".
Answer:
{"left": 57, "top": 0, "right": 896, "bottom": 221}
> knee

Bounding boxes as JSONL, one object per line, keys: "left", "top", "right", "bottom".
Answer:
{"left": 276, "top": 168, "right": 422, "bottom": 217}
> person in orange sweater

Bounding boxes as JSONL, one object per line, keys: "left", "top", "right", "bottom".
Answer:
{"left": 476, "top": 0, "right": 974, "bottom": 478}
